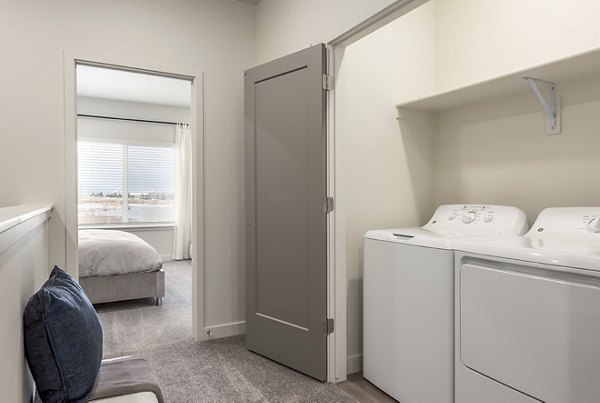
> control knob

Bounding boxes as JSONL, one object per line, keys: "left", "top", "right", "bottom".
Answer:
{"left": 483, "top": 215, "right": 494, "bottom": 223}
{"left": 462, "top": 211, "right": 477, "bottom": 224}
{"left": 448, "top": 213, "right": 457, "bottom": 221}
{"left": 588, "top": 217, "right": 600, "bottom": 234}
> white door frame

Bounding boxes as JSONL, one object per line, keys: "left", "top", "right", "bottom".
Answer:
{"left": 63, "top": 51, "right": 206, "bottom": 341}
{"left": 325, "top": 0, "right": 430, "bottom": 382}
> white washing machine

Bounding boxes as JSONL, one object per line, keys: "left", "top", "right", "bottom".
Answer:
{"left": 363, "top": 204, "right": 528, "bottom": 403}
{"left": 454, "top": 207, "right": 600, "bottom": 403}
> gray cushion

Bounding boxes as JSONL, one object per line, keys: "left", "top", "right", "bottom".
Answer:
{"left": 24, "top": 266, "right": 103, "bottom": 402}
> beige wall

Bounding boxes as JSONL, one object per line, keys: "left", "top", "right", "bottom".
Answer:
{"left": 255, "top": 0, "right": 396, "bottom": 63}
{"left": 434, "top": 0, "right": 600, "bottom": 91}
{"left": 123, "top": 227, "right": 175, "bottom": 261}
{"left": 431, "top": 0, "right": 600, "bottom": 223}
{"left": 434, "top": 74, "right": 600, "bottom": 225}
{"left": 337, "top": 1, "right": 437, "bottom": 373}
{"left": 0, "top": 0, "right": 255, "bottom": 334}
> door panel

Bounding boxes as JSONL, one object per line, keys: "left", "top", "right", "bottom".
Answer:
{"left": 255, "top": 67, "right": 309, "bottom": 328}
{"left": 245, "top": 44, "right": 327, "bottom": 380}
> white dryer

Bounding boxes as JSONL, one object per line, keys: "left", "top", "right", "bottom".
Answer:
{"left": 363, "top": 204, "right": 528, "bottom": 403}
{"left": 455, "top": 207, "right": 600, "bottom": 403}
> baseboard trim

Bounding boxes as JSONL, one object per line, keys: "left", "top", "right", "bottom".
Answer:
{"left": 204, "top": 320, "right": 246, "bottom": 339}
{"left": 347, "top": 353, "right": 363, "bottom": 374}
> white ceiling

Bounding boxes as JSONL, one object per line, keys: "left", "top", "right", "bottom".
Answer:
{"left": 76, "top": 65, "right": 192, "bottom": 107}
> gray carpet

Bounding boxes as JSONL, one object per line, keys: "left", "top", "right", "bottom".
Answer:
{"left": 95, "top": 261, "right": 357, "bottom": 402}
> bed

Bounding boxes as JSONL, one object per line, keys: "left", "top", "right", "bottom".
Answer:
{"left": 78, "top": 229, "right": 165, "bottom": 305}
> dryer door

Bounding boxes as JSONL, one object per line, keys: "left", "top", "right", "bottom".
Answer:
{"left": 459, "top": 258, "right": 600, "bottom": 403}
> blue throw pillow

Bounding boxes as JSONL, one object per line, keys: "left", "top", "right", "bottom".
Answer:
{"left": 24, "top": 266, "right": 103, "bottom": 403}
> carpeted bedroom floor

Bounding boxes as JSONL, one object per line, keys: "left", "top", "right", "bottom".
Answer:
{"left": 94, "top": 260, "right": 358, "bottom": 402}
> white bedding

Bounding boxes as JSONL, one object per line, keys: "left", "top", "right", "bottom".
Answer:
{"left": 79, "top": 229, "right": 163, "bottom": 278}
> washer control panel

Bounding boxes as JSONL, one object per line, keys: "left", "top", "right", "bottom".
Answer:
{"left": 425, "top": 204, "right": 528, "bottom": 235}
{"left": 444, "top": 205, "right": 496, "bottom": 225}
{"left": 529, "top": 207, "right": 600, "bottom": 237}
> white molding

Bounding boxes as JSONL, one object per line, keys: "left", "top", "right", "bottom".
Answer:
{"left": 192, "top": 71, "right": 206, "bottom": 343}
{"left": 0, "top": 205, "right": 52, "bottom": 235}
{"left": 326, "top": 44, "right": 348, "bottom": 384}
{"left": 329, "top": 0, "right": 430, "bottom": 47}
{"left": 205, "top": 321, "right": 246, "bottom": 339}
{"left": 0, "top": 206, "right": 52, "bottom": 256}
{"left": 64, "top": 52, "right": 78, "bottom": 278}
{"left": 63, "top": 50, "right": 205, "bottom": 342}
{"left": 326, "top": 0, "right": 429, "bottom": 382}
{"left": 346, "top": 354, "right": 363, "bottom": 375}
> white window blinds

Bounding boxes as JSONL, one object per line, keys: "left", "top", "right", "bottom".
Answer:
{"left": 78, "top": 141, "right": 175, "bottom": 225}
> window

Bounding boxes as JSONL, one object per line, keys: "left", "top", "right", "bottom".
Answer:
{"left": 78, "top": 141, "right": 175, "bottom": 225}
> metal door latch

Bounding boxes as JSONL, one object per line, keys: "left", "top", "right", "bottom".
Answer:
{"left": 324, "top": 196, "right": 335, "bottom": 213}
{"left": 325, "top": 318, "right": 334, "bottom": 334}
{"left": 322, "top": 74, "right": 333, "bottom": 91}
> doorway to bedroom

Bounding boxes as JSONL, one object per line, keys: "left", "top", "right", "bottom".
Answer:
{"left": 74, "top": 63, "right": 196, "bottom": 346}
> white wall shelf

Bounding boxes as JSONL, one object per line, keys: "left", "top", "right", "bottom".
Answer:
{"left": 396, "top": 47, "right": 600, "bottom": 113}
{"left": 0, "top": 205, "right": 53, "bottom": 235}
{"left": 0, "top": 205, "right": 52, "bottom": 256}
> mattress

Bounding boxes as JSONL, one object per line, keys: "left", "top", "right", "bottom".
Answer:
{"left": 79, "top": 229, "right": 163, "bottom": 278}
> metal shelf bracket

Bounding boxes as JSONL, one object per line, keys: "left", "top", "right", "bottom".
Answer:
{"left": 523, "top": 76, "right": 560, "bottom": 135}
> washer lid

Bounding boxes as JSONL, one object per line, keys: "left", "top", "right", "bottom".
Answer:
{"left": 457, "top": 207, "right": 600, "bottom": 272}
{"left": 364, "top": 204, "right": 528, "bottom": 250}
{"left": 364, "top": 228, "right": 493, "bottom": 250}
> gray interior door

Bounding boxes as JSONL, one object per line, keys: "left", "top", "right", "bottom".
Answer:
{"left": 244, "top": 44, "right": 327, "bottom": 381}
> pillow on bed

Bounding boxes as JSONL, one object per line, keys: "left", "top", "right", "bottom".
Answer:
{"left": 24, "top": 266, "right": 103, "bottom": 403}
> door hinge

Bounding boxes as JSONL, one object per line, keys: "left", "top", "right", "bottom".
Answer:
{"left": 326, "top": 318, "right": 334, "bottom": 334}
{"left": 324, "top": 196, "right": 335, "bottom": 213}
{"left": 322, "top": 74, "right": 333, "bottom": 91}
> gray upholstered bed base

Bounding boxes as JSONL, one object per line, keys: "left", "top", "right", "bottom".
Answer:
{"left": 79, "top": 269, "right": 165, "bottom": 306}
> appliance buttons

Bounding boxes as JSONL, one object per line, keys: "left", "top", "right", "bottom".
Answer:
{"left": 462, "top": 211, "right": 477, "bottom": 224}
{"left": 587, "top": 217, "right": 600, "bottom": 233}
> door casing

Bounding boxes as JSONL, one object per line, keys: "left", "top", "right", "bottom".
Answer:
{"left": 63, "top": 50, "right": 206, "bottom": 341}
{"left": 326, "top": 0, "right": 431, "bottom": 382}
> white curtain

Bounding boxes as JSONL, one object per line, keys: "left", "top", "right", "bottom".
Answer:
{"left": 172, "top": 123, "right": 192, "bottom": 260}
